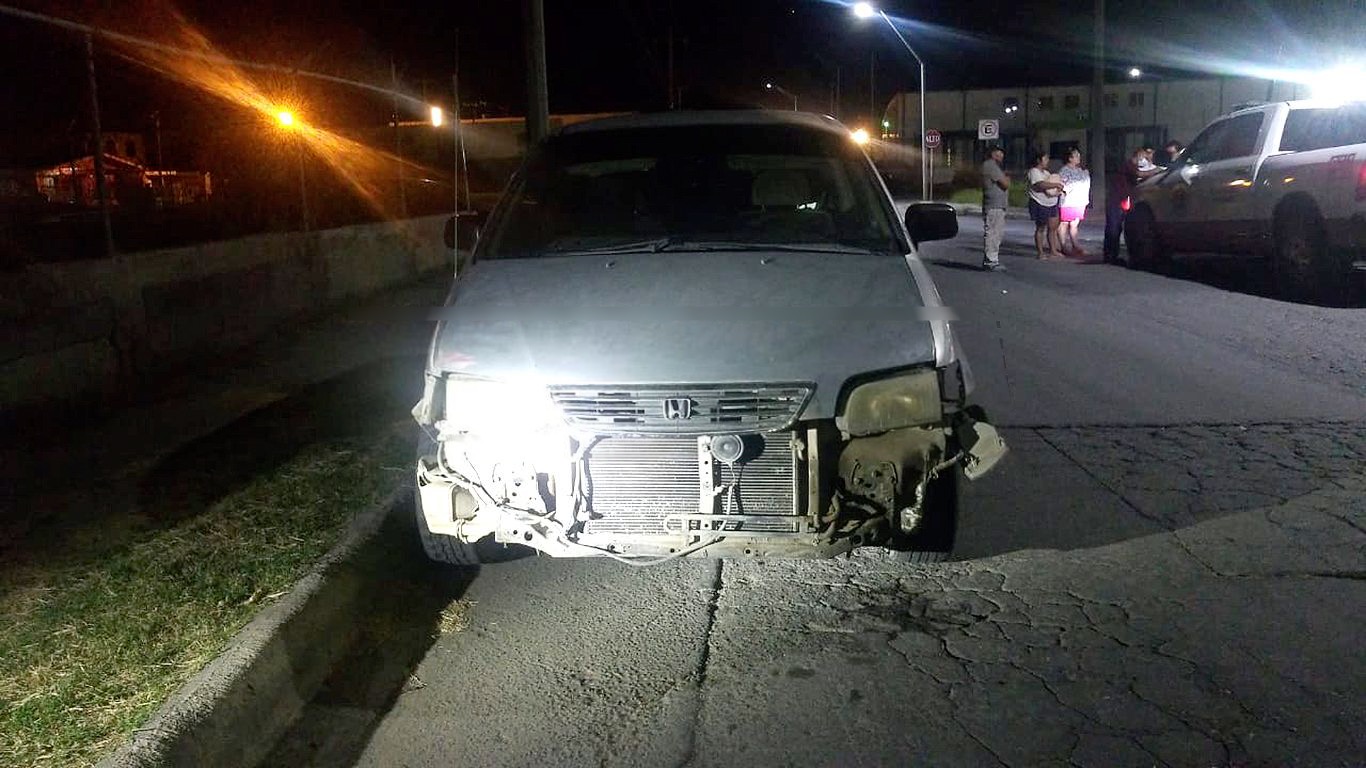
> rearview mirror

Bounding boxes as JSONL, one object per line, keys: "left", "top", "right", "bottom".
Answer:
{"left": 443, "top": 210, "right": 485, "bottom": 251}
{"left": 904, "top": 202, "right": 958, "bottom": 246}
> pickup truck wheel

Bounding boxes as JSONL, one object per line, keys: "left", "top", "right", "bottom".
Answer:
{"left": 889, "top": 471, "right": 957, "bottom": 564}
{"left": 1274, "top": 206, "right": 1339, "bottom": 304}
{"left": 1124, "top": 207, "right": 1168, "bottom": 273}
{"left": 415, "top": 434, "right": 482, "bottom": 566}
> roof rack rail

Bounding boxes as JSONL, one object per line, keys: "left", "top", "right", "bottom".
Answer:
{"left": 1229, "top": 100, "right": 1267, "bottom": 111}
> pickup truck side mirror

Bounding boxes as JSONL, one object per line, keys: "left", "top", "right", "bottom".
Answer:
{"left": 904, "top": 202, "right": 959, "bottom": 246}
{"left": 443, "top": 210, "right": 486, "bottom": 252}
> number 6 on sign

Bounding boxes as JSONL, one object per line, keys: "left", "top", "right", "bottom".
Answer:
{"left": 977, "top": 119, "right": 999, "bottom": 140}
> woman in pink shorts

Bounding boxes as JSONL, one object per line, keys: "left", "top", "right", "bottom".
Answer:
{"left": 1057, "top": 148, "right": 1092, "bottom": 257}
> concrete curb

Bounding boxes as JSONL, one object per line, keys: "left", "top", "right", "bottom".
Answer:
{"left": 97, "top": 488, "right": 412, "bottom": 768}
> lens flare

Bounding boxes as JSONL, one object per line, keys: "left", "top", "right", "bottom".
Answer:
{"left": 850, "top": 128, "right": 871, "bottom": 145}
{"left": 96, "top": 2, "right": 438, "bottom": 219}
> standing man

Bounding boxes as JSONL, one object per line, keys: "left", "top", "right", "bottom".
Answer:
{"left": 981, "top": 145, "right": 1010, "bottom": 271}
{"left": 1104, "top": 146, "right": 1162, "bottom": 263}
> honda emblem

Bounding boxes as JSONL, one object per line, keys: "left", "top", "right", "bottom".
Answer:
{"left": 662, "top": 398, "right": 694, "bottom": 420}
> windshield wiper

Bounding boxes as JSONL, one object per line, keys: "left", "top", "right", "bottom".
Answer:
{"left": 543, "top": 237, "right": 676, "bottom": 255}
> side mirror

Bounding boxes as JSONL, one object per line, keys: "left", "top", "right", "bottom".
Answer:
{"left": 904, "top": 201, "right": 958, "bottom": 246}
{"left": 443, "top": 210, "right": 485, "bottom": 252}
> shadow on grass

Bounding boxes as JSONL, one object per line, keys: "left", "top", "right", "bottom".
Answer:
{"left": 262, "top": 500, "right": 483, "bottom": 767}
{"left": 137, "top": 354, "right": 425, "bottom": 525}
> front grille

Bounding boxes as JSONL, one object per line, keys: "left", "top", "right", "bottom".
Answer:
{"left": 550, "top": 384, "right": 813, "bottom": 434}
{"left": 582, "top": 435, "right": 799, "bottom": 537}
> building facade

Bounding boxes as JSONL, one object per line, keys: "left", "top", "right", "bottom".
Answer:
{"left": 881, "top": 76, "right": 1312, "bottom": 181}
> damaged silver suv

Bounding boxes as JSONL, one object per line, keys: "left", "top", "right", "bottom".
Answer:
{"left": 412, "top": 110, "right": 1005, "bottom": 565}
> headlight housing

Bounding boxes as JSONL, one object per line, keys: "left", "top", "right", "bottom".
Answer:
{"left": 440, "top": 375, "right": 565, "bottom": 435}
{"left": 841, "top": 370, "right": 942, "bottom": 436}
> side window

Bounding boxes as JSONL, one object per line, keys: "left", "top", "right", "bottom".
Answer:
{"left": 1280, "top": 109, "right": 1332, "bottom": 152}
{"left": 1187, "top": 113, "right": 1263, "bottom": 163}
{"left": 1183, "top": 122, "right": 1223, "bottom": 164}
{"left": 1217, "top": 113, "right": 1263, "bottom": 159}
{"left": 1325, "top": 106, "right": 1366, "bottom": 148}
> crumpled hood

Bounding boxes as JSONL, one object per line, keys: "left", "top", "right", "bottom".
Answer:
{"left": 429, "top": 250, "right": 939, "bottom": 419}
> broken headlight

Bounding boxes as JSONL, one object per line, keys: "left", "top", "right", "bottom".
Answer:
{"left": 441, "top": 375, "right": 565, "bottom": 435}
{"left": 841, "top": 369, "right": 942, "bottom": 437}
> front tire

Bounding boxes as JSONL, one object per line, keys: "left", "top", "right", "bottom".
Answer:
{"left": 888, "top": 471, "right": 958, "bottom": 563}
{"left": 1124, "top": 206, "right": 1169, "bottom": 273}
{"left": 415, "top": 434, "right": 482, "bottom": 566}
{"left": 1274, "top": 203, "right": 1340, "bottom": 304}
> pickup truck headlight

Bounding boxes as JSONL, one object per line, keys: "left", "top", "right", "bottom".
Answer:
{"left": 842, "top": 370, "right": 942, "bottom": 436}
{"left": 441, "top": 375, "right": 564, "bottom": 435}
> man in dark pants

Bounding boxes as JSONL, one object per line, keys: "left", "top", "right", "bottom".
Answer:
{"left": 1104, "top": 147, "right": 1162, "bottom": 263}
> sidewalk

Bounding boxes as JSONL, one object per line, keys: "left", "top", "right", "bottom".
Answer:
{"left": 694, "top": 477, "right": 1366, "bottom": 765}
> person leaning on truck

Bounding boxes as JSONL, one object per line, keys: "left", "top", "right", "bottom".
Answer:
{"left": 981, "top": 145, "right": 1010, "bottom": 271}
{"left": 1103, "top": 146, "right": 1163, "bottom": 263}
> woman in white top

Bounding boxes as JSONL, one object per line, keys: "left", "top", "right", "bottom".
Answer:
{"left": 1057, "top": 148, "right": 1092, "bottom": 257}
{"left": 1026, "top": 151, "right": 1066, "bottom": 259}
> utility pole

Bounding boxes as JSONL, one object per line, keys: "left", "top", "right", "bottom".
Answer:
{"left": 868, "top": 51, "right": 876, "bottom": 127}
{"left": 292, "top": 72, "right": 310, "bottom": 232}
{"left": 391, "top": 59, "right": 407, "bottom": 218}
{"left": 152, "top": 110, "right": 166, "bottom": 206}
{"left": 833, "top": 65, "right": 841, "bottom": 119}
{"left": 666, "top": 14, "right": 675, "bottom": 109}
{"left": 1090, "top": 0, "right": 1107, "bottom": 208}
{"left": 84, "top": 32, "right": 113, "bottom": 258}
{"left": 523, "top": 0, "right": 549, "bottom": 145}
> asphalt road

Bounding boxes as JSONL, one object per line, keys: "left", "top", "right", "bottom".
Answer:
{"left": 268, "top": 216, "right": 1366, "bottom": 767}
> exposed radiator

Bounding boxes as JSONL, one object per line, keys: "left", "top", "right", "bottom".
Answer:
{"left": 582, "top": 434, "right": 799, "bottom": 536}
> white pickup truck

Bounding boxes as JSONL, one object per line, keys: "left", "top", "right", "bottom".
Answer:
{"left": 1126, "top": 99, "right": 1366, "bottom": 302}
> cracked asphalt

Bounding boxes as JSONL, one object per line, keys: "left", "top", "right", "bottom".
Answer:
{"left": 275, "top": 217, "right": 1365, "bottom": 767}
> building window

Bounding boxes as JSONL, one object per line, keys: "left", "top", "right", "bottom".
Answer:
{"left": 1064, "top": 94, "right": 1080, "bottom": 110}
{"left": 1129, "top": 91, "right": 1145, "bottom": 108}
{"left": 1105, "top": 92, "right": 1118, "bottom": 108}
{"left": 1037, "top": 96, "right": 1055, "bottom": 111}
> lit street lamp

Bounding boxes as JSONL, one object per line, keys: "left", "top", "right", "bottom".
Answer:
{"left": 429, "top": 105, "right": 444, "bottom": 127}
{"left": 854, "top": 3, "right": 929, "bottom": 200}
{"left": 765, "top": 81, "right": 799, "bottom": 111}
{"left": 276, "top": 109, "right": 296, "bottom": 127}
{"left": 1128, "top": 67, "right": 1143, "bottom": 79}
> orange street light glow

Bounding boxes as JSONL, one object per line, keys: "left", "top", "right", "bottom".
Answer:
{"left": 430, "top": 106, "right": 444, "bottom": 127}
{"left": 850, "top": 128, "right": 871, "bottom": 145}
{"left": 276, "top": 110, "right": 295, "bottom": 127}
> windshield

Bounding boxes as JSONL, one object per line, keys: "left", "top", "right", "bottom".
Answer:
{"left": 481, "top": 124, "right": 905, "bottom": 258}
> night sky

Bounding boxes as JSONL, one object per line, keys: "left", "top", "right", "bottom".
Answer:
{"left": 2, "top": 0, "right": 1363, "bottom": 164}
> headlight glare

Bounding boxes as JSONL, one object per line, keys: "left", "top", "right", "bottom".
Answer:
{"left": 843, "top": 370, "right": 941, "bottom": 436}
{"left": 441, "top": 376, "right": 564, "bottom": 435}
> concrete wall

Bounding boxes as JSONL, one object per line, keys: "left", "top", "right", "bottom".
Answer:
{"left": 1, "top": 214, "right": 450, "bottom": 412}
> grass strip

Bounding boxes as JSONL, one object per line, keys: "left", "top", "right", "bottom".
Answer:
{"left": 0, "top": 424, "right": 412, "bottom": 767}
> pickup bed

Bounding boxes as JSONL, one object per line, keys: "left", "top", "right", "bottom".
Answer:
{"left": 1126, "top": 99, "right": 1366, "bottom": 302}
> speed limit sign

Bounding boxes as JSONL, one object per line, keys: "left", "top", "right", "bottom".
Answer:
{"left": 977, "top": 119, "right": 1000, "bottom": 140}
{"left": 924, "top": 129, "right": 942, "bottom": 148}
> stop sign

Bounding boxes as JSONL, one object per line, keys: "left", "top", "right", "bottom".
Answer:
{"left": 924, "top": 129, "right": 942, "bottom": 148}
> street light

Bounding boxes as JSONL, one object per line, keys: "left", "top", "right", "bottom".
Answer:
{"left": 429, "top": 105, "right": 444, "bottom": 127}
{"left": 276, "top": 109, "right": 296, "bottom": 127}
{"left": 765, "top": 81, "right": 798, "bottom": 111}
{"left": 1128, "top": 67, "right": 1143, "bottom": 79}
{"left": 850, "top": 127, "right": 871, "bottom": 145}
{"left": 855, "top": 4, "right": 929, "bottom": 200}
